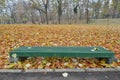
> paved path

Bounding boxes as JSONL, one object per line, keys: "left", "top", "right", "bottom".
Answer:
{"left": 0, "top": 68, "right": 120, "bottom": 80}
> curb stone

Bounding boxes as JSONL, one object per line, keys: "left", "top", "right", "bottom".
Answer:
{"left": 25, "top": 69, "right": 53, "bottom": 72}
{"left": 0, "top": 68, "right": 119, "bottom": 73}
{"left": 0, "top": 68, "right": 120, "bottom": 80}
{"left": 85, "top": 68, "right": 117, "bottom": 72}
{"left": 0, "top": 69, "right": 22, "bottom": 73}
{"left": 54, "top": 69, "right": 85, "bottom": 72}
{"left": 115, "top": 68, "right": 120, "bottom": 71}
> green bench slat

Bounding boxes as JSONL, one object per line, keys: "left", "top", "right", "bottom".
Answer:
{"left": 9, "top": 46, "right": 114, "bottom": 58}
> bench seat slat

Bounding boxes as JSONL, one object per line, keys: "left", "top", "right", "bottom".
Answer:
{"left": 9, "top": 46, "right": 114, "bottom": 58}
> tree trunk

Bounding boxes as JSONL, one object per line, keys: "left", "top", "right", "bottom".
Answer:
{"left": 45, "top": 7, "right": 49, "bottom": 24}
{"left": 86, "top": 0, "right": 89, "bottom": 24}
{"left": 86, "top": 8, "right": 89, "bottom": 24}
{"left": 112, "top": 0, "right": 118, "bottom": 18}
{"left": 58, "top": 14, "right": 61, "bottom": 24}
{"left": 57, "top": 0, "right": 62, "bottom": 24}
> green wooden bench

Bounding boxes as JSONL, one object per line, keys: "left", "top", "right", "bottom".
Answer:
{"left": 9, "top": 46, "right": 116, "bottom": 64}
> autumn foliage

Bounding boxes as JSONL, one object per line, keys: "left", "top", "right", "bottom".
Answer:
{"left": 0, "top": 24, "right": 120, "bottom": 69}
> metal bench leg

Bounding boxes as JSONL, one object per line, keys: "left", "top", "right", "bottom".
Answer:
{"left": 107, "top": 58, "right": 112, "bottom": 64}
{"left": 107, "top": 57, "right": 118, "bottom": 64}
{"left": 9, "top": 57, "right": 19, "bottom": 63}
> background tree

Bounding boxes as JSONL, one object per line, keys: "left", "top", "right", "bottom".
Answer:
{"left": 57, "top": 0, "right": 62, "bottom": 24}
{"left": 85, "top": 0, "right": 90, "bottom": 24}
{"left": 30, "top": 0, "right": 49, "bottom": 24}
{"left": 0, "top": 0, "right": 120, "bottom": 24}
{"left": 102, "top": 0, "right": 110, "bottom": 18}
{"left": 111, "top": 0, "right": 120, "bottom": 18}
{"left": 0, "top": 0, "right": 6, "bottom": 23}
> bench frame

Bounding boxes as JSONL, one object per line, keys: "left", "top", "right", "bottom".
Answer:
{"left": 9, "top": 46, "right": 117, "bottom": 64}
